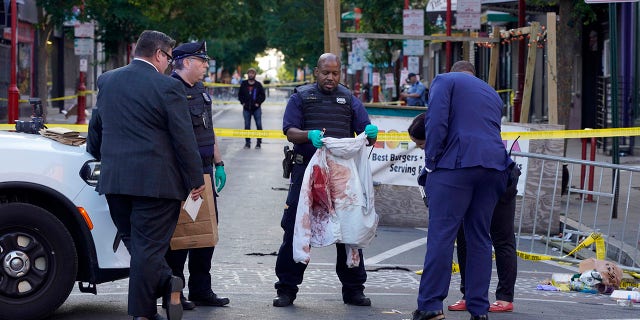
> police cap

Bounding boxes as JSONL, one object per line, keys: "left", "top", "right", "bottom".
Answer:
{"left": 172, "top": 41, "right": 210, "bottom": 61}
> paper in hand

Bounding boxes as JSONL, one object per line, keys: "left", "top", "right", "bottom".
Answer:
{"left": 182, "top": 195, "right": 203, "bottom": 221}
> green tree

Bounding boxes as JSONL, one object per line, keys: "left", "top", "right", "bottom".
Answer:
{"left": 34, "top": 0, "right": 85, "bottom": 115}
{"left": 87, "top": 0, "right": 149, "bottom": 67}
{"left": 137, "top": 0, "right": 268, "bottom": 76}
{"left": 350, "top": 0, "right": 404, "bottom": 71}
{"left": 263, "top": 0, "right": 324, "bottom": 71}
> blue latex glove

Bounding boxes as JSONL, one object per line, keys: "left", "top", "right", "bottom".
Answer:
{"left": 215, "top": 165, "right": 226, "bottom": 192}
{"left": 307, "top": 130, "right": 324, "bottom": 148}
{"left": 364, "top": 124, "right": 378, "bottom": 139}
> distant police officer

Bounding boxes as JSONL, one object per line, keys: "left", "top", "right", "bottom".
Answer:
{"left": 274, "top": 53, "right": 379, "bottom": 308}
{"left": 164, "top": 41, "right": 230, "bottom": 310}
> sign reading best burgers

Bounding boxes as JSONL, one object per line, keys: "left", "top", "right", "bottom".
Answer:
{"left": 368, "top": 114, "right": 529, "bottom": 196}
{"left": 369, "top": 115, "right": 425, "bottom": 186}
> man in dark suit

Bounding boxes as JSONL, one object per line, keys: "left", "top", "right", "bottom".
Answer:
{"left": 87, "top": 30, "right": 205, "bottom": 320}
{"left": 412, "top": 60, "right": 512, "bottom": 320}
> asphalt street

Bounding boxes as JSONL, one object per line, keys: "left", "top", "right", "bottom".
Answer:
{"left": 46, "top": 90, "right": 640, "bottom": 320}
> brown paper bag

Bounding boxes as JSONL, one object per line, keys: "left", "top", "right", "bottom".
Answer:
{"left": 170, "top": 174, "right": 218, "bottom": 250}
{"left": 579, "top": 258, "right": 623, "bottom": 287}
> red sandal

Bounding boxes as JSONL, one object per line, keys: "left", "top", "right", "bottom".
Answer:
{"left": 489, "top": 301, "right": 513, "bottom": 312}
{"left": 447, "top": 299, "right": 467, "bottom": 311}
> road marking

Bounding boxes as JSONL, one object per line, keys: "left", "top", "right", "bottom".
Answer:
{"left": 366, "top": 237, "right": 427, "bottom": 265}
{"left": 364, "top": 228, "right": 428, "bottom": 265}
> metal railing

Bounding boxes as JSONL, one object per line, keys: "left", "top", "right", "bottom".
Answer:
{"left": 512, "top": 150, "right": 640, "bottom": 273}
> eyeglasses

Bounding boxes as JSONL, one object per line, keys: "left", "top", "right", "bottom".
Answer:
{"left": 159, "top": 49, "right": 173, "bottom": 63}
{"left": 188, "top": 56, "right": 210, "bottom": 64}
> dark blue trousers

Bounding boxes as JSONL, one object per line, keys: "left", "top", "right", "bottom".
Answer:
{"left": 166, "top": 165, "right": 220, "bottom": 297}
{"left": 417, "top": 167, "right": 507, "bottom": 317}
{"left": 106, "top": 194, "right": 180, "bottom": 318}
{"left": 243, "top": 107, "right": 263, "bottom": 145}
{"left": 274, "top": 164, "right": 367, "bottom": 297}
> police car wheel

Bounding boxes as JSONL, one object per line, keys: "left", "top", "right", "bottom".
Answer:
{"left": 0, "top": 203, "right": 78, "bottom": 320}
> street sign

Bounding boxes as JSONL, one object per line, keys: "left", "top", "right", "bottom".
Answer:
{"left": 457, "top": 13, "right": 481, "bottom": 30}
{"left": 403, "top": 40, "right": 425, "bottom": 56}
{"left": 74, "top": 22, "right": 94, "bottom": 38}
{"left": 403, "top": 9, "right": 424, "bottom": 56}
{"left": 458, "top": 0, "right": 481, "bottom": 13}
{"left": 403, "top": 10, "right": 424, "bottom": 36}
{"left": 408, "top": 56, "right": 420, "bottom": 74}
{"left": 74, "top": 38, "right": 94, "bottom": 55}
{"left": 79, "top": 58, "right": 88, "bottom": 72}
{"left": 457, "top": 0, "right": 481, "bottom": 30}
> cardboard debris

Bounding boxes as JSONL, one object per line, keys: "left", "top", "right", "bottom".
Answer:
{"left": 39, "top": 127, "right": 86, "bottom": 146}
{"left": 579, "top": 258, "right": 624, "bottom": 287}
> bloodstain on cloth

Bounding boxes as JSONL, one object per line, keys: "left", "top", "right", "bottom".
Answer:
{"left": 293, "top": 133, "right": 379, "bottom": 267}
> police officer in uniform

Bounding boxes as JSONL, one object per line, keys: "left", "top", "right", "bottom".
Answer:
{"left": 165, "top": 41, "right": 230, "bottom": 310}
{"left": 274, "top": 53, "right": 379, "bottom": 308}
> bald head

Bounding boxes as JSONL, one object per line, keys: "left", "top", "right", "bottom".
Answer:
{"left": 317, "top": 53, "right": 341, "bottom": 69}
{"left": 451, "top": 60, "right": 475, "bottom": 75}
{"left": 314, "top": 53, "right": 341, "bottom": 92}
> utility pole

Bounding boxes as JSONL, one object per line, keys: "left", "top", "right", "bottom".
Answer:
{"left": 8, "top": 0, "right": 19, "bottom": 124}
{"left": 75, "top": 1, "right": 88, "bottom": 124}
{"left": 512, "top": 0, "right": 526, "bottom": 122}
{"left": 446, "top": 0, "right": 452, "bottom": 71}
{"left": 324, "top": 0, "right": 340, "bottom": 56}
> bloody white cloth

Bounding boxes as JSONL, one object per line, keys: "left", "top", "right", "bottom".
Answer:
{"left": 293, "top": 133, "right": 378, "bottom": 267}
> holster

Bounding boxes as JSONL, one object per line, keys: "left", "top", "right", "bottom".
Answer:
{"left": 282, "top": 145, "right": 294, "bottom": 179}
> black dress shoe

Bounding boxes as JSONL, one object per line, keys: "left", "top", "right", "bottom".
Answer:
{"left": 470, "top": 316, "right": 488, "bottom": 320}
{"left": 189, "top": 292, "right": 230, "bottom": 307}
{"left": 343, "top": 292, "right": 371, "bottom": 306}
{"left": 180, "top": 296, "right": 196, "bottom": 310}
{"left": 162, "top": 294, "right": 195, "bottom": 311}
{"left": 164, "top": 276, "right": 184, "bottom": 320}
{"left": 412, "top": 309, "right": 445, "bottom": 320}
{"left": 272, "top": 294, "right": 295, "bottom": 307}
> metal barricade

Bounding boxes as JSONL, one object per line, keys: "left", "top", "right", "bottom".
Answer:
{"left": 512, "top": 150, "right": 640, "bottom": 273}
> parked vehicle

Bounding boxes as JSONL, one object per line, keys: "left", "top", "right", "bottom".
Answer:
{"left": 0, "top": 131, "right": 130, "bottom": 320}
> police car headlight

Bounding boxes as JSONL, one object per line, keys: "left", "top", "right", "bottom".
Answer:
{"left": 80, "top": 160, "right": 101, "bottom": 187}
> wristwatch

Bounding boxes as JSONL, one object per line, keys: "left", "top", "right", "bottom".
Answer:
{"left": 215, "top": 161, "right": 224, "bottom": 167}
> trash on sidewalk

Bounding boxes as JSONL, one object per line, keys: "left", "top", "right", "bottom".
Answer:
{"left": 537, "top": 284, "right": 560, "bottom": 291}
{"left": 579, "top": 258, "right": 623, "bottom": 288}
{"left": 570, "top": 273, "right": 599, "bottom": 294}
{"left": 612, "top": 289, "right": 640, "bottom": 308}
{"left": 611, "top": 289, "right": 640, "bottom": 302}
{"left": 550, "top": 273, "right": 573, "bottom": 291}
{"left": 39, "top": 127, "right": 86, "bottom": 146}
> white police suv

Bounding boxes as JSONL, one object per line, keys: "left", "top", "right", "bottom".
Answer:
{"left": 0, "top": 131, "right": 130, "bottom": 320}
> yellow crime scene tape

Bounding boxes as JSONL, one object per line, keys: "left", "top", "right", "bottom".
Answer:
{"left": 415, "top": 233, "right": 624, "bottom": 278}
{"left": 2, "top": 126, "right": 640, "bottom": 142}
{"left": 515, "top": 233, "right": 605, "bottom": 262}
{"left": 0, "top": 91, "right": 94, "bottom": 103}
{"left": 203, "top": 81, "right": 307, "bottom": 88}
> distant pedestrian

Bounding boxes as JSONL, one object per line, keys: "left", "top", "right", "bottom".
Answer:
{"left": 238, "top": 68, "right": 266, "bottom": 149}
{"left": 274, "top": 52, "right": 379, "bottom": 308}
{"left": 412, "top": 60, "right": 512, "bottom": 320}
{"left": 400, "top": 73, "right": 426, "bottom": 106}
{"left": 165, "top": 40, "right": 230, "bottom": 312}
{"left": 87, "top": 29, "right": 205, "bottom": 320}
